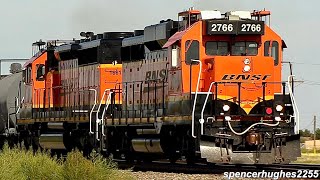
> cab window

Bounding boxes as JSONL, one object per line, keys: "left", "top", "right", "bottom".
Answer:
{"left": 231, "top": 41, "right": 258, "bottom": 56}
{"left": 36, "top": 64, "right": 45, "bottom": 81}
{"left": 185, "top": 40, "right": 199, "bottom": 64}
{"left": 205, "top": 41, "right": 228, "bottom": 56}
{"left": 23, "top": 66, "right": 32, "bottom": 84}
{"left": 264, "top": 41, "right": 279, "bottom": 65}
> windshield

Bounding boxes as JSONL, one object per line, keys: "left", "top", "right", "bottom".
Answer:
{"left": 205, "top": 41, "right": 258, "bottom": 56}
{"left": 205, "top": 41, "right": 228, "bottom": 56}
{"left": 231, "top": 41, "right": 258, "bottom": 56}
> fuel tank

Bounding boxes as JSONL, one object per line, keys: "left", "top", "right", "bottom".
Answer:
{"left": 0, "top": 72, "right": 23, "bottom": 133}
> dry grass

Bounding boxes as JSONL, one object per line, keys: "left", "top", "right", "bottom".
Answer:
{"left": 0, "top": 144, "right": 132, "bottom": 180}
{"left": 293, "top": 152, "right": 320, "bottom": 164}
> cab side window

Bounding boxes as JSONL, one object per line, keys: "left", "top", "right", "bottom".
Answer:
{"left": 264, "top": 41, "right": 279, "bottom": 65}
{"left": 185, "top": 40, "right": 199, "bottom": 64}
{"left": 23, "top": 66, "right": 32, "bottom": 84}
{"left": 36, "top": 64, "right": 45, "bottom": 81}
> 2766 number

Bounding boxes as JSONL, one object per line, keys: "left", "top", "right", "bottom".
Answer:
{"left": 241, "top": 24, "right": 262, "bottom": 32}
{"left": 211, "top": 24, "right": 234, "bottom": 32}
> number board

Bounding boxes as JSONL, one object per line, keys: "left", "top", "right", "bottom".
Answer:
{"left": 206, "top": 20, "right": 265, "bottom": 35}
{"left": 237, "top": 21, "right": 265, "bottom": 35}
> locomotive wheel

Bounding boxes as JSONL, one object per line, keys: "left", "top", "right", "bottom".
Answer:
{"left": 186, "top": 155, "right": 196, "bottom": 165}
{"left": 110, "top": 152, "right": 122, "bottom": 160}
{"left": 100, "top": 149, "right": 110, "bottom": 158}
{"left": 32, "top": 135, "right": 41, "bottom": 153}
{"left": 185, "top": 129, "right": 197, "bottom": 165}
{"left": 169, "top": 156, "right": 179, "bottom": 164}
{"left": 124, "top": 147, "right": 135, "bottom": 163}
{"left": 83, "top": 134, "right": 95, "bottom": 158}
{"left": 51, "top": 149, "right": 67, "bottom": 159}
{"left": 8, "top": 135, "right": 18, "bottom": 149}
{"left": 125, "top": 153, "right": 134, "bottom": 163}
{"left": 83, "top": 143, "right": 93, "bottom": 158}
{"left": 142, "top": 157, "right": 153, "bottom": 163}
{"left": 23, "top": 136, "right": 32, "bottom": 150}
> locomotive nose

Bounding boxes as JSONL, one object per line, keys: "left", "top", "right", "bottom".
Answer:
{"left": 210, "top": 56, "right": 275, "bottom": 114}
{"left": 214, "top": 56, "right": 274, "bottom": 82}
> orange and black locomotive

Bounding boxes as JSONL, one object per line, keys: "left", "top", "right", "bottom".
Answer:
{"left": 0, "top": 9, "right": 300, "bottom": 164}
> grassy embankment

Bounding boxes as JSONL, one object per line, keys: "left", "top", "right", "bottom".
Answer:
{"left": 293, "top": 149, "right": 320, "bottom": 164}
{"left": 0, "top": 145, "right": 131, "bottom": 180}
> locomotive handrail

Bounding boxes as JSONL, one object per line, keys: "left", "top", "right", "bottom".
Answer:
{"left": 95, "top": 88, "right": 112, "bottom": 141}
{"left": 101, "top": 90, "right": 113, "bottom": 137}
{"left": 200, "top": 82, "right": 215, "bottom": 135}
{"left": 89, "top": 88, "right": 97, "bottom": 135}
{"left": 287, "top": 75, "right": 299, "bottom": 134}
{"left": 199, "top": 80, "right": 293, "bottom": 136}
{"left": 191, "top": 59, "right": 202, "bottom": 138}
{"left": 15, "top": 97, "right": 24, "bottom": 114}
{"left": 227, "top": 120, "right": 280, "bottom": 136}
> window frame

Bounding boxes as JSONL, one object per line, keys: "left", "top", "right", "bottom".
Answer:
{"left": 23, "top": 66, "right": 33, "bottom": 84}
{"left": 205, "top": 41, "right": 229, "bottom": 56}
{"left": 185, "top": 40, "right": 200, "bottom": 65}
{"left": 264, "top": 40, "right": 279, "bottom": 66}
{"left": 231, "top": 41, "right": 258, "bottom": 56}
{"left": 36, "top": 64, "right": 45, "bottom": 81}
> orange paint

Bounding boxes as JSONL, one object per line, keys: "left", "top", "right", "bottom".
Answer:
{"left": 99, "top": 64, "right": 122, "bottom": 104}
{"left": 31, "top": 52, "right": 47, "bottom": 108}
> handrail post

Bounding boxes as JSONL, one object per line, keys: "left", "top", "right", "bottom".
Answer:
{"left": 191, "top": 59, "right": 202, "bottom": 138}
{"left": 89, "top": 89, "right": 97, "bottom": 134}
{"left": 101, "top": 89, "right": 113, "bottom": 137}
{"left": 15, "top": 97, "right": 24, "bottom": 115}
{"left": 287, "top": 75, "right": 299, "bottom": 134}
{"left": 238, "top": 82, "right": 241, "bottom": 115}
{"left": 214, "top": 83, "right": 218, "bottom": 117}
{"left": 282, "top": 82, "right": 286, "bottom": 117}
{"left": 200, "top": 82, "right": 215, "bottom": 135}
{"left": 262, "top": 82, "right": 266, "bottom": 116}
{"left": 95, "top": 88, "right": 110, "bottom": 141}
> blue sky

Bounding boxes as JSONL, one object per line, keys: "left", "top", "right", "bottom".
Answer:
{"left": 0, "top": 0, "right": 318, "bottom": 130}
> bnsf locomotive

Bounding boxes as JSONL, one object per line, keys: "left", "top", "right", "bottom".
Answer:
{"left": 0, "top": 9, "right": 300, "bottom": 164}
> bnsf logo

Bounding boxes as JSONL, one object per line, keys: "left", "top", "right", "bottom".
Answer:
{"left": 222, "top": 74, "right": 271, "bottom": 81}
{"left": 145, "top": 69, "right": 167, "bottom": 81}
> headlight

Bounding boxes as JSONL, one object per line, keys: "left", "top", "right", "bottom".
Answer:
{"left": 223, "top": 104, "right": 230, "bottom": 112}
{"left": 276, "top": 105, "right": 283, "bottom": 112}
{"left": 243, "top": 65, "right": 251, "bottom": 72}
{"left": 244, "top": 58, "right": 250, "bottom": 65}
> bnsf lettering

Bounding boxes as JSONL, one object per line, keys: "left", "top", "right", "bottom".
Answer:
{"left": 222, "top": 74, "right": 271, "bottom": 81}
{"left": 145, "top": 69, "right": 167, "bottom": 81}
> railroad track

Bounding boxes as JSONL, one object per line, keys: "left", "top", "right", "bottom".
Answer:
{"left": 116, "top": 159, "right": 320, "bottom": 175}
